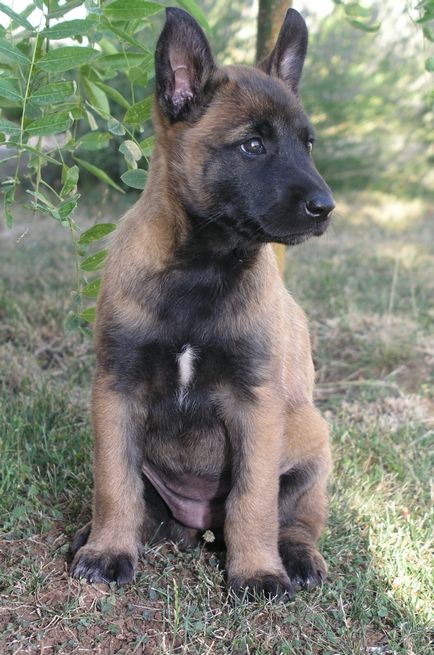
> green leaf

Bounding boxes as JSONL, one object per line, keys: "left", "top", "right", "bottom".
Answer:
{"left": 98, "top": 37, "right": 118, "bottom": 56}
{"left": 0, "top": 118, "right": 21, "bottom": 136}
{"left": 2, "top": 184, "right": 14, "bottom": 228}
{"left": 0, "top": 79, "right": 21, "bottom": 102}
{"left": 82, "top": 77, "right": 110, "bottom": 116}
{"left": 26, "top": 189, "right": 55, "bottom": 209}
{"left": 37, "top": 46, "right": 98, "bottom": 73}
{"left": 61, "top": 165, "right": 79, "bottom": 196}
{"left": 78, "top": 223, "right": 116, "bottom": 245}
{"left": 0, "top": 97, "right": 20, "bottom": 109}
{"left": 178, "top": 0, "right": 210, "bottom": 31}
{"left": 416, "top": 8, "right": 434, "bottom": 23}
{"left": 30, "top": 81, "right": 76, "bottom": 106}
{"left": 107, "top": 117, "right": 126, "bottom": 135}
{"left": 58, "top": 198, "right": 78, "bottom": 219}
{"left": 26, "top": 189, "right": 71, "bottom": 220}
{"left": 79, "top": 306, "right": 97, "bottom": 323}
{"left": 0, "top": 38, "right": 30, "bottom": 65}
{"left": 78, "top": 131, "right": 111, "bottom": 151}
{"left": 103, "top": 0, "right": 163, "bottom": 21}
{"left": 347, "top": 19, "right": 381, "bottom": 32}
{"left": 121, "top": 168, "right": 147, "bottom": 189}
{"left": 119, "top": 140, "right": 142, "bottom": 161}
{"left": 0, "top": 2, "right": 33, "bottom": 30}
{"left": 139, "top": 135, "right": 155, "bottom": 158}
{"left": 426, "top": 57, "right": 434, "bottom": 72}
{"left": 64, "top": 310, "right": 81, "bottom": 332}
{"left": 48, "top": 0, "right": 83, "bottom": 19}
{"left": 86, "top": 109, "right": 98, "bottom": 130}
{"left": 26, "top": 111, "right": 72, "bottom": 136}
{"left": 97, "top": 52, "right": 146, "bottom": 70}
{"left": 126, "top": 67, "right": 148, "bottom": 86}
{"left": 81, "top": 277, "right": 101, "bottom": 298}
{"left": 344, "top": 3, "right": 371, "bottom": 19}
{"left": 40, "top": 19, "right": 97, "bottom": 40}
{"left": 80, "top": 250, "right": 108, "bottom": 271}
{"left": 124, "top": 97, "right": 152, "bottom": 126}
{"left": 101, "top": 21, "right": 150, "bottom": 51}
{"left": 21, "top": 144, "right": 61, "bottom": 166}
{"left": 423, "top": 26, "right": 434, "bottom": 41}
{"left": 68, "top": 105, "right": 85, "bottom": 120}
{"left": 74, "top": 157, "right": 124, "bottom": 193}
{"left": 94, "top": 81, "right": 130, "bottom": 110}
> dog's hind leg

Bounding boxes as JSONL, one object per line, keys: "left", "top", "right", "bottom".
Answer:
{"left": 278, "top": 403, "right": 331, "bottom": 590}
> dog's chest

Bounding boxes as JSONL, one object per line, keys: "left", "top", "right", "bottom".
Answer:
{"left": 105, "top": 324, "right": 267, "bottom": 404}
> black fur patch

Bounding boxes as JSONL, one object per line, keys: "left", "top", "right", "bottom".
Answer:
{"left": 99, "top": 232, "right": 270, "bottom": 409}
{"left": 70, "top": 552, "right": 135, "bottom": 586}
{"left": 279, "top": 543, "right": 326, "bottom": 590}
{"left": 278, "top": 460, "right": 320, "bottom": 529}
{"left": 229, "top": 572, "right": 294, "bottom": 602}
{"left": 279, "top": 464, "right": 317, "bottom": 502}
{"left": 70, "top": 523, "right": 91, "bottom": 558}
{"left": 100, "top": 325, "right": 269, "bottom": 441}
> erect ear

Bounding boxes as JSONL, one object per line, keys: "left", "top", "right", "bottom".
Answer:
{"left": 155, "top": 7, "right": 215, "bottom": 122}
{"left": 258, "top": 8, "right": 308, "bottom": 95}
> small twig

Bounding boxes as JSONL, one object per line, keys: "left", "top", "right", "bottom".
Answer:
{"left": 387, "top": 255, "right": 400, "bottom": 314}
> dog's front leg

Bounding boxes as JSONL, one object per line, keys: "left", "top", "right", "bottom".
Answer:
{"left": 70, "top": 374, "right": 145, "bottom": 585}
{"left": 222, "top": 387, "right": 293, "bottom": 601}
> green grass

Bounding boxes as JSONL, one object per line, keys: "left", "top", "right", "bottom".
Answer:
{"left": 0, "top": 191, "right": 433, "bottom": 654}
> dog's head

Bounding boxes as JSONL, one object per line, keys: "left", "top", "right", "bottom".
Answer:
{"left": 154, "top": 7, "right": 334, "bottom": 247}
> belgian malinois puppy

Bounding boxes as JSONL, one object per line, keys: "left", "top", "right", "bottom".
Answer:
{"left": 70, "top": 7, "right": 335, "bottom": 601}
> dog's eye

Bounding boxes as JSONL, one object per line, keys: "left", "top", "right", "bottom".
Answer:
{"left": 240, "top": 138, "right": 266, "bottom": 156}
{"left": 307, "top": 138, "right": 314, "bottom": 154}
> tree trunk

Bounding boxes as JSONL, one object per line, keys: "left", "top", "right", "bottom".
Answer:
{"left": 256, "top": 0, "right": 291, "bottom": 62}
{"left": 256, "top": 0, "right": 292, "bottom": 278}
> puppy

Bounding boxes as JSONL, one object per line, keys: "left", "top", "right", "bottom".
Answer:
{"left": 70, "top": 7, "right": 335, "bottom": 601}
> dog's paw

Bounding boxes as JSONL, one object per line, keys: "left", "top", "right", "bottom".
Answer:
{"left": 70, "top": 522, "right": 92, "bottom": 558}
{"left": 228, "top": 571, "right": 294, "bottom": 602}
{"left": 70, "top": 547, "right": 135, "bottom": 586}
{"left": 280, "top": 542, "right": 327, "bottom": 591}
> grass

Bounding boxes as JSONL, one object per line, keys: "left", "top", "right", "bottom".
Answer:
{"left": 0, "top": 190, "right": 433, "bottom": 654}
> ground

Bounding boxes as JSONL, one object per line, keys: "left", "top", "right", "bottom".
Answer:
{"left": 0, "top": 190, "right": 433, "bottom": 654}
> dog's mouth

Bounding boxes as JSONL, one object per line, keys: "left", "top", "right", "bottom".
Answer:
{"left": 258, "top": 217, "right": 330, "bottom": 246}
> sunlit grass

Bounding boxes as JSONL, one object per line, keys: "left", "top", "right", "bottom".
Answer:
{"left": 338, "top": 193, "right": 427, "bottom": 231}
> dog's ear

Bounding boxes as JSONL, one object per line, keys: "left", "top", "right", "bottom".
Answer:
{"left": 259, "top": 8, "right": 308, "bottom": 95}
{"left": 155, "top": 7, "right": 215, "bottom": 121}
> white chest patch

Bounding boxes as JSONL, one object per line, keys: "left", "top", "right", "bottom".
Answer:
{"left": 176, "top": 344, "right": 196, "bottom": 406}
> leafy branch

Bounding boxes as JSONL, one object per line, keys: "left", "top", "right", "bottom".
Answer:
{"left": 0, "top": 0, "right": 205, "bottom": 333}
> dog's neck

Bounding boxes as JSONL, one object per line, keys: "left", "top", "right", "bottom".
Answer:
{"left": 143, "top": 139, "right": 262, "bottom": 271}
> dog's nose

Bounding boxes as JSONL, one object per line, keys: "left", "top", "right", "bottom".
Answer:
{"left": 305, "top": 194, "right": 335, "bottom": 220}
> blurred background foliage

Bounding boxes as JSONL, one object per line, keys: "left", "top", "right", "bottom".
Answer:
{"left": 0, "top": 0, "right": 433, "bottom": 326}
{"left": 0, "top": 0, "right": 434, "bottom": 200}
{"left": 302, "top": 1, "right": 433, "bottom": 195}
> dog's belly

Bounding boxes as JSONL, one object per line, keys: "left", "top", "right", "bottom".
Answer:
{"left": 142, "top": 460, "right": 230, "bottom": 530}
{"left": 141, "top": 375, "right": 232, "bottom": 530}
